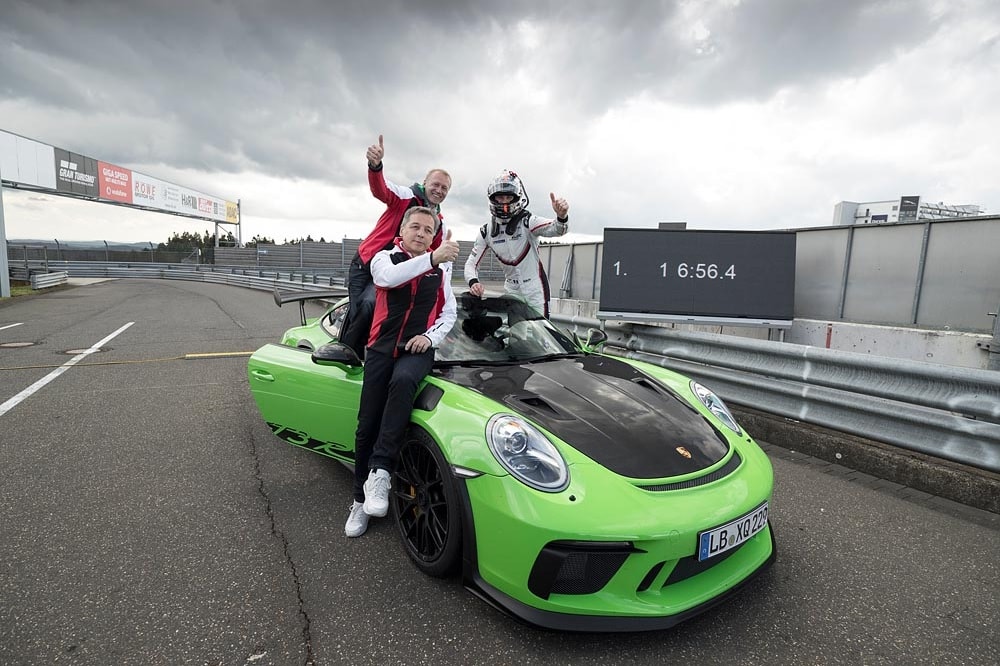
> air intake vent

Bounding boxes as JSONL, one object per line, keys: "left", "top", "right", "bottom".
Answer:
{"left": 514, "top": 395, "right": 561, "bottom": 417}
{"left": 528, "top": 541, "right": 639, "bottom": 599}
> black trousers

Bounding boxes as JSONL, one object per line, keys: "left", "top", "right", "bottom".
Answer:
{"left": 340, "top": 253, "right": 376, "bottom": 358}
{"left": 352, "top": 346, "right": 435, "bottom": 502}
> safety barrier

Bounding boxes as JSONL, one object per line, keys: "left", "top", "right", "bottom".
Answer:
{"left": 29, "top": 271, "right": 69, "bottom": 290}
{"left": 10, "top": 260, "right": 346, "bottom": 289}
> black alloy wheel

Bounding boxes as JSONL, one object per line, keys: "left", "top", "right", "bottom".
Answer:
{"left": 391, "top": 428, "right": 462, "bottom": 578}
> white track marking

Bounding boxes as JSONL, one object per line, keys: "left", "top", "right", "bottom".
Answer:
{"left": 0, "top": 322, "right": 135, "bottom": 417}
{"left": 0, "top": 323, "right": 24, "bottom": 331}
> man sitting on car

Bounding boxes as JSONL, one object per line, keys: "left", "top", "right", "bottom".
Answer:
{"left": 345, "top": 206, "right": 459, "bottom": 538}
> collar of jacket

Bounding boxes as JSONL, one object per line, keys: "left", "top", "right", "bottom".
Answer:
{"left": 410, "top": 182, "right": 440, "bottom": 215}
{"left": 392, "top": 236, "right": 432, "bottom": 261}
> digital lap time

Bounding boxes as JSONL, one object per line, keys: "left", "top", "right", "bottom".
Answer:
{"left": 668, "top": 262, "right": 736, "bottom": 280}
{"left": 609, "top": 261, "right": 736, "bottom": 280}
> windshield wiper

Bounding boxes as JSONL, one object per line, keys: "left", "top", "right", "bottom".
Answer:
{"left": 435, "top": 359, "right": 518, "bottom": 368}
{"left": 516, "top": 352, "right": 584, "bottom": 363}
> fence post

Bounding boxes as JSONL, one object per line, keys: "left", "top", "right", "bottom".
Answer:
{"left": 0, "top": 164, "right": 10, "bottom": 297}
{"left": 559, "top": 250, "right": 574, "bottom": 298}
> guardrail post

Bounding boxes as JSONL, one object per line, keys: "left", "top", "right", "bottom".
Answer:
{"left": 989, "top": 304, "right": 1000, "bottom": 371}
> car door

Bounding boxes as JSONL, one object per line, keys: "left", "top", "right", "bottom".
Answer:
{"left": 248, "top": 343, "right": 363, "bottom": 464}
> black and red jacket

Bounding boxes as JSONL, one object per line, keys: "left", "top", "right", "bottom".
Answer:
{"left": 366, "top": 239, "right": 457, "bottom": 356}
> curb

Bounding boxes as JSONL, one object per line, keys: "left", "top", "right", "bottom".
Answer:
{"left": 733, "top": 405, "right": 1000, "bottom": 515}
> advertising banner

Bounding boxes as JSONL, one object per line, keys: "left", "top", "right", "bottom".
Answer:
{"left": 898, "top": 195, "right": 920, "bottom": 223}
{"left": 177, "top": 186, "right": 203, "bottom": 216}
{"left": 98, "top": 161, "right": 133, "bottom": 203}
{"left": 54, "top": 148, "right": 99, "bottom": 197}
{"left": 130, "top": 170, "right": 236, "bottom": 223}
{"left": 2, "top": 128, "right": 237, "bottom": 224}
{"left": 131, "top": 170, "right": 167, "bottom": 209}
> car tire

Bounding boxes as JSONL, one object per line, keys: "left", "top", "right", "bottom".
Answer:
{"left": 391, "top": 428, "right": 462, "bottom": 578}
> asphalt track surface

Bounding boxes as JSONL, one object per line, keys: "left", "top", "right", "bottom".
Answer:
{"left": 1, "top": 279, "right": 997, "bottom": 666}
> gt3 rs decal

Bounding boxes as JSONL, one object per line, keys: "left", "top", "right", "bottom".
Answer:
{"left": 266, "top": 422, "right": 355, "bottom": 461}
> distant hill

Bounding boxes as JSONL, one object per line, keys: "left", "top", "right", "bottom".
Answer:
{"left": 7, "top": 239, "right": 153, "bottom": 250}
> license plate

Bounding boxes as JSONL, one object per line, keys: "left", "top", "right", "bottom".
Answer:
{"left": 698, "top": 502, "right": 769, "bottom": 561}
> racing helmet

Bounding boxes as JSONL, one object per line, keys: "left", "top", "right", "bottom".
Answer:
{"left": 487, "top": 170, "right": 528, "bottom": 219}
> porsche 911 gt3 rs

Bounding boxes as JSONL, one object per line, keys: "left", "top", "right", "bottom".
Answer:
{"left": 247, "top": 289, "right": 775, "bottom": 632}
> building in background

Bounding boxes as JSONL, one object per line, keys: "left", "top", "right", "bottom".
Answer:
{"left": 832, "top": 196, "right": 983, "bottom": 226}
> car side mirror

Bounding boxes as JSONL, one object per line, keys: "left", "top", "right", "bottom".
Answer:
{"left": 312, "top": 343, "right": 363, "bottom": 375}
{"left": 575, "top": 328, "right": 608, "bottom": 352}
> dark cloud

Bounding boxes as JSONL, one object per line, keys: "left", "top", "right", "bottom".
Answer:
{"left": 1, "top": 0, "right": 993, "bottom": 220}
{"left": 500, "top": 0, "right": 945, "bottom": 109}
{"left": 676, "top": 0, "right": 941, "bottom": 102}
{"left": 1, "top": 1, "right": 392, "bottom": 180}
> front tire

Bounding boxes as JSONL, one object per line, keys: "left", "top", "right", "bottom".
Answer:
{"left": 391, "top": 428, "right": 462, "bottom": 578}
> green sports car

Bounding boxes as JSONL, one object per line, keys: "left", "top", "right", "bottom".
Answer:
{"left": 247, "top": 289, "right": 775, "bottom": 632}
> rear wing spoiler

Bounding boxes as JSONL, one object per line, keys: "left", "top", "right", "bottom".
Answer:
{"left": 273, "top": 287, "right": 346, "bottom": 326}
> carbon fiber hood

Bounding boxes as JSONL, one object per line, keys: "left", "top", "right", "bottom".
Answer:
{"left": 438, "top": 355, "right": 730, "bottom": 479}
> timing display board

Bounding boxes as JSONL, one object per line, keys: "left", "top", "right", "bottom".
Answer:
{"left": 598, "top": 228, "right": 796, "bottom": 327}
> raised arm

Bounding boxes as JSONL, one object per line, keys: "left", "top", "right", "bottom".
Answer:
{"left": 370, "top": 250, "right": 434, "bottom": 289}
{"left": 529, "top": 192, "right": 570, "bottom": 238}
{"left": 366, "top": 134, "right": 416, "bottom": 203}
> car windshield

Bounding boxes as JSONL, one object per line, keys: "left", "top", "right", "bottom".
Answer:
{"left": 435, "top": 293, "right": 579, "bottom": 365}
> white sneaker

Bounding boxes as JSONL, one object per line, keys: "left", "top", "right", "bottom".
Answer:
{"left": 345, "top": 501, "right": 369, "bottom": 537}
{"left": 363, "top": 468, "right": 391, "bottom": 517}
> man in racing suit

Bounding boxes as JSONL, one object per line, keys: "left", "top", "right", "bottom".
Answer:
{"left": 344, "top": 206, "right": 459, "bottom": 538}
{"left": 464, "top": 170, "right": 569, "bottom": 318}
{"left": 340, "top": 134, "right": 451, "bottom": 357}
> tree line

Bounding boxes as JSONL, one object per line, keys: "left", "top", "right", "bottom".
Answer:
{"left": 156, "top": 231, "right": 334, "bottom": 252}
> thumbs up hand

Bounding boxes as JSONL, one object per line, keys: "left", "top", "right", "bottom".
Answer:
{"left": 432, "top": 228, "right": 460, "bottom": 266}
{"left": 366, "top": 134, "right": 384, "bottom": 168}
{"left": 550, "top": 192, "right": 569, "bottom": 219}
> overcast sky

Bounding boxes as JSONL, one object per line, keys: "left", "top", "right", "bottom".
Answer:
{"left": 2, "top": 0, "right": 998, "bottom": 245}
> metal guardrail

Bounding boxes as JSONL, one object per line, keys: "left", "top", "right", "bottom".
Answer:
{"left": 11, "top": 261, "right": 998, "bottom": 473}
{"left": 553, "top": 313, "right": 1000, "bottom": 474}
{"left": 10, "top": 260, "right": 347, "bottom": 290}
{"left": 30, "top": 271, "right": 69, "bottom": 289}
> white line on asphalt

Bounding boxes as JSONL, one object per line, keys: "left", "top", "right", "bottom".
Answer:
{"left": 0, "top": 322, "right": 135, "bottom": 418}
{"left": 0, "top": 323, "right": 24, "bottom": 331}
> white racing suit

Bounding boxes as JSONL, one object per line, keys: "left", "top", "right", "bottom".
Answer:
{"left": 464, "top": 210, "right": 568, "bottom": 317}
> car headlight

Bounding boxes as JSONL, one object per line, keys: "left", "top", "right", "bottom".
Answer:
{"left": 486, "top": 414, "right": 569, "bottom": 492}
{"left": 691, "top": 381, "right": 742, "bottom": 435}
